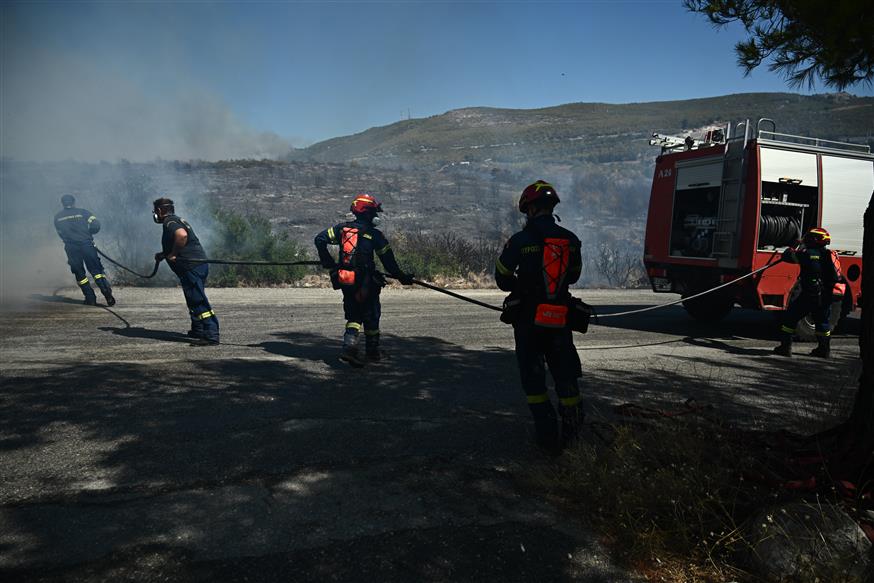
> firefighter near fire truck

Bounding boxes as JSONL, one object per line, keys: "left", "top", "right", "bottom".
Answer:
{"left": 773, "top": 227, "right": 846, "bottom": 358}
{"left": 152, "top": 198, "right": 220, "bottom": 346}
{"left": 314, "top": 194, "right": 414, "bottom": 367}
{"left": 53, "top": 194, "right": 116, "bottom": 307}
{"left": 495, "top": 181, "right": 588, "bottom": 455}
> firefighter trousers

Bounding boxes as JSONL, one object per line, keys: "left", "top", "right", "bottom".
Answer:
{"left": 513, "top": 323, "right": 583, "bottom": 449}
{"left": 341, "top": 284, "right": 381, "bottom": 346}
{"left": 780, "top": 293, "right": 832, "bottom": 337}
{"left": 178, "top": 264, "right": 219, "bottom": 341}
{"left": 64, "top": 242, "right": 111, "bottom": 300}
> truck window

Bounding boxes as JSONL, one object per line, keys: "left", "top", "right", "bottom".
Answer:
{"left": 669, "top": 162, "right": 721, "bottom": 258}
{"left": 821, "top": 155, "right": 873, "bottom": 254}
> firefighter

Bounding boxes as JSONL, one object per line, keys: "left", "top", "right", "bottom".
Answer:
{"left": 495, "top": 180, "right": 584, "bottom": 454}
{"left": 152, "top": 198, "right": 219, "bottom": 346}
{"left": 314, "top": 194, "right": 413, "bottom": 366}
{"left": 53, "top": 194, "right": 116, "bottom": 306}
{"left": 773, "top": 227, "right": 845, "bottom": 358}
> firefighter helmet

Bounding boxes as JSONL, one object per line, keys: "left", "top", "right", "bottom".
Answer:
{"left": 61, "top": 194, "right": 76, "bottom": 208}
{"left": 518, "top": 180, "right": 559, "bottom": 213}
{"left": 804, "top": 227, "right": 831, "bottom": 247}
{"left": 350, "top": 193, "right": 383, "bottom": 215}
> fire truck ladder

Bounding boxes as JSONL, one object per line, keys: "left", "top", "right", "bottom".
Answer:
{"left": 712, "top": 120, "right": 750, "bottom": 267}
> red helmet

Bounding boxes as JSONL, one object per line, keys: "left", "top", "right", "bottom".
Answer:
{"left": 518, "top": 180, "right": 559, "bottom": 213}
{"left": 350, "top": 193, "right": 383, "bottom": 215}
{"left": 803, "top": 227, "right": 831, "bottom": 247}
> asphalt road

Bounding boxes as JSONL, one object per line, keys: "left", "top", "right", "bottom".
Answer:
{"left": 0, "top": 287, "right": 862, "bottom": 582}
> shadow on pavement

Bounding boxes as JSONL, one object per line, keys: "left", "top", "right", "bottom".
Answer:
{"left": 98, "top": 326, "right": 191, "bottom": 343}
{"left": 0, "top": 315, "right": 861, "bottom": 581}
{"left": 3, "top": 331, "right": 612, "bottom": 581}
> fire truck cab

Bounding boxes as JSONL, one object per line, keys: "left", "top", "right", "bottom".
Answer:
{"left": 644, "top": 119, "right": 872, "bottom": 339}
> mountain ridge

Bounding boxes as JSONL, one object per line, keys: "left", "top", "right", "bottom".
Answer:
{"left": 288, "top": 92, "right": 874, "bottom": 170}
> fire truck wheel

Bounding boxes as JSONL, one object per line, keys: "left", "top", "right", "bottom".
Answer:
{"left": 681, "top": 292, "right": 733, "bottom": 322}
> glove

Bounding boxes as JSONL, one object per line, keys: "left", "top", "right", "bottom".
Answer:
{"left": 154, "top": 252, "right": 166, "bottom": 262}
{"left": 398, "top": 272, "right": 414, "bottom": 286}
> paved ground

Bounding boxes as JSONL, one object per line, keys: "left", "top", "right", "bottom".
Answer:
{"left": 0, "top": 287, "right": 862, "bottom": 582}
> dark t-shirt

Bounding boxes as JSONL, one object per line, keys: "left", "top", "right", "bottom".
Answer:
{"left": 162, "top": 214, "right": 207, "bottom": 274}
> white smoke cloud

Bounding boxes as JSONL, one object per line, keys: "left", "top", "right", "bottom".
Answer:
{"left": 2, "top": 49, "right": 292, "bottom": 162}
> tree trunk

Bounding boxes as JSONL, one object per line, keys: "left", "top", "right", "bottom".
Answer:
{"left": 848, "top": 192, "right": 874, "bottom": 441}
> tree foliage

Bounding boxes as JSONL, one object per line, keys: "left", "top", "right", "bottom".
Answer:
{"left": 684, "top": 0, "right": 874, "bottom": 89}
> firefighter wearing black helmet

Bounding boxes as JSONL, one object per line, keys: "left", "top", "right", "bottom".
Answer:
{"left": 152, "top": 197, "right": 219, "bottom": 346}
{"left": 53, "top": 194, "right": 116, "bottom": 306}
{"left": 314, "top": 194, "right": 414, "bottom": 366}
{"left": 495, "top": 181, "right": 584, "bottom": 454}
{"left": 774, "top": 227, "right": 844, "bottom": 358}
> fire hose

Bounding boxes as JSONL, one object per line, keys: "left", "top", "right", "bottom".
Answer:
{"left": 95, "top": 247, "right": 782, "bottom": 321}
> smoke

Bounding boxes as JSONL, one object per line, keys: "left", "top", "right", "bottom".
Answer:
{"left": 0, "top": 160, "right": 215, "bottom": 305}
{"left": 2, "top": 49, "right": 292, "bottom": 162}
{"left": 0, "top": 12, "right": 295, "bottom": 303}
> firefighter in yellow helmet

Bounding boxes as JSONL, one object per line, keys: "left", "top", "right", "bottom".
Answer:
{"left": 774, "top": 227, "right": 845, "bottom": 358}
{"left": 314, "top": 194, "right": 413, "bottom": 366}
{"left": 495, "top": 181, "right": 584, "bottom": 455}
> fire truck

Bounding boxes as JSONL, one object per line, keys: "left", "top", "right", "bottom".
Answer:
{"left": 643, "top": 118, "right": 872, "bottom": 339}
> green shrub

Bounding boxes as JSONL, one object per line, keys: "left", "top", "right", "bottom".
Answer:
{"left": 208, "top": 212, "right": 310, "bottom": 286}
{"left": 390, "top": 231, "right": 503, "bottom": 280}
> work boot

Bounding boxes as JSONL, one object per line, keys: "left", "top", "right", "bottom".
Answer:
{"left": 809, "top": 336, "right": 831, "bottom": 358}
{"left": 773, "top": 335, "right": 792, "bottom": 357}
{"left": 339, "top": 344, "right": 365, "bottom": 367}
{"left": 530, "top": 402, "right": 561, "bottom": 457}
{"left": 83, "top": 297, "right": 97, "bottom": 306}
{"left": 339, "top": 329, "right": 365, "bottom": 367}
{"left": 560, "top": 404, "right": 584, "bottom": 448}
{"left": 96, "top": 279, "right": 115, "bottom": 307}
{"left": 189, "top": 337, "right": 220, "bottom": 347}
{"left": 365, "top": 332, "right": 381, "bottom": 362}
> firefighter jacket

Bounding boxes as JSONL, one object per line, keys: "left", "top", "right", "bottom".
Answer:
{"left": 495, "top": 215, "right": 582, "bottom": 302}
{"left": 314, "top": 218, "right": 404, "bottom": 281}
{"left": 54, "top": 207, "right": 100, "bottom": 244}
{"left": 782, "top": 244, "right": 841, "bottom": 298}
{"left": 161, "top": 214, "right": 208, "bottom": 275}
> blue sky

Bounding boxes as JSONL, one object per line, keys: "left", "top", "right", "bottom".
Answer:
{"left": 3, "top": 0, "right": 872, "bottom": 159}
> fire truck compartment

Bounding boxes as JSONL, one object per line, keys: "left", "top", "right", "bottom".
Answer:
{"left": 669, "top": 161, "right": 722, "bottom": 258}
{"left": 757, "top": 147, "right": 819, "bottom": 250}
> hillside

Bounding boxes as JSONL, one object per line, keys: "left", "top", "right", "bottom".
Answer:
{"left": 288, "top": 93, "right": 874, "bottom": 171}
{"left": 8, "top": 93, "right": 873, "bottom": 288}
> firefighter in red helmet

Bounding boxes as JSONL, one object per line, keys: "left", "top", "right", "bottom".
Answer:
{"left": 495, "top": 180, "right": 584, "bottom": 454}
{"left": 314, "top": 194, "right": 414, "bottom": 366}
{"left": 774, "top": 227, "right": 845, "bottom": 358}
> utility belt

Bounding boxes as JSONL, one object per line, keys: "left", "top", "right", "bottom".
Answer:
{"left": 330, "top": 267, "right": 386, "bottom": 291}
{"left": 500, "top": 293, "right": 592, "bottom": 334}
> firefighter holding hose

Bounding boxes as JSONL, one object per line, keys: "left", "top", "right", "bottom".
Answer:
{"left": 495, "top": 181, "right": 584, "bottom": 455}
{"left": 152, "top": 198, "right": 220, "bottom": 346}
{"left": 773, "top": 227, "right": 845, "bottom": 358}
{"left": 314, "top": 194, "right": 413, "bottom": 366}
{"left": 54, "top": 194, "right": 116, "bottom": 307}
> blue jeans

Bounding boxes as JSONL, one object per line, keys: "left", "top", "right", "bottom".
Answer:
{"left": 179, "top": 264, "right": 219, "bottom": 341}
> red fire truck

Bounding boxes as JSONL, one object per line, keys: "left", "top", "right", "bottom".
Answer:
{"left": 643, "top": 119, "right": 872, "bottom": 339}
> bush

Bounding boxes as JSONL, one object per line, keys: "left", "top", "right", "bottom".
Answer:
{"left": 390, "top": 231, "right": 503, "bottom": 280}
{"left": 208, "top": 212, "right": 310, "bottom": 286}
